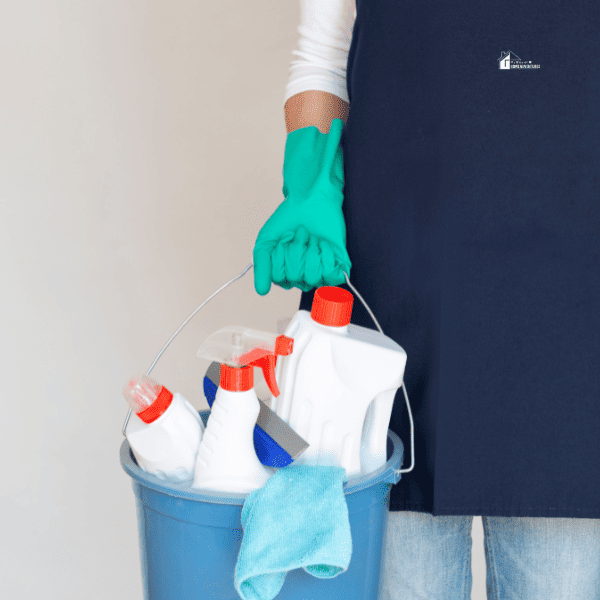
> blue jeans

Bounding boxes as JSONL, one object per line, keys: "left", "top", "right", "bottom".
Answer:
{"left": 378, "top": 511, "right": 600, "bottom": 599}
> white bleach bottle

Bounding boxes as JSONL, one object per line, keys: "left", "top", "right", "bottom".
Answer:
{"left": 192, "top": 327, "right": 294, "bottom": 494}
{"left": 123, "top": 375, "right": 204, "bottom": 482}
{"left": 270, "top": 286, "right": 407, "bottom": 480}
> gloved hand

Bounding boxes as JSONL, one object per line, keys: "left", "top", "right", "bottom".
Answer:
{"left": 253, "top": 118, "right": 352, "bottom": 295}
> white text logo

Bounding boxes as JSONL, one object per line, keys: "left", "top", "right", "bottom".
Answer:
{"left": 498, "top": 50, "right": 540, "bottom": 69}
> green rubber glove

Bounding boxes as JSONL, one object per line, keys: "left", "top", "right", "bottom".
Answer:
{"left": 253, "top": 118, "right": 352, "bottom": 295}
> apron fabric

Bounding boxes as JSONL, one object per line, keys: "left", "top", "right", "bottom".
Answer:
{"left": 298, "top": 0, "right": 600, "bottom": 518}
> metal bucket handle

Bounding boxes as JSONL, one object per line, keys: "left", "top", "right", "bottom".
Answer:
{"left": 120, "top": 263, "right": 415, "bottom": 478}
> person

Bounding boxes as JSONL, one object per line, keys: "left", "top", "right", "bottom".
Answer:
{"left": 253, "top": 1, "right": 600, "bottom": 598}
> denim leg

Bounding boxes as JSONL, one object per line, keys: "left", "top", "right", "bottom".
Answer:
{"left": 378, "top": 510, "right": 473, "bottom": 600}
{"left": 483, "top": 516, "right": 600, "bottom": 600}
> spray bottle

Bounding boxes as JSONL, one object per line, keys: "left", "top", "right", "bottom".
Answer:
{"left": 122, "top": 375, "right": 204, "bottom": 482}
{"left": 271, "top": 286, "right": 408, "bottom": 480}
{"left": 192, "top": 326, "right": 294, "bottom": 494}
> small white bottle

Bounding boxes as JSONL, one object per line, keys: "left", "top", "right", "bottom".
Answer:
{"left": 192, "top": 363, "right": 274, "bottom": 494}
{"left": 123, "top": 375, "right": 204, "bottom": 482}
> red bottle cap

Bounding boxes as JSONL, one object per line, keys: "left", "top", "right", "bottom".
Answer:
{"left": 311, "top": 286, "right": 353, "bottom": 327}
{"left": 220, "top": 364, "right": 253, "bottom": 392}
{"left": 136, "top": 386, "right": 174, "bottom": 424}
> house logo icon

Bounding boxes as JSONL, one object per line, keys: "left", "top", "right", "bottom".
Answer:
{"left": 498, "top": 50, "right": 540, "bottom": 69}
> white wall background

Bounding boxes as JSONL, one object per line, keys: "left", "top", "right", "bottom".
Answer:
{"left": 0, "top": 1, "right": 486, "bottom": 598}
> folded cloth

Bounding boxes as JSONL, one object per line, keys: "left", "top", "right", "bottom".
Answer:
{"left": 234, "top": 464, "right": 352, "bottom": 600}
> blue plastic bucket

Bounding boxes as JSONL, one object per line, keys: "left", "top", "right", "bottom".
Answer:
{"left": 120, "top": 409, "right": 404, "bottom": 600}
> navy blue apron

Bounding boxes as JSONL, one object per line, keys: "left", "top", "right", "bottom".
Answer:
{"left": 299, "top": 0, "right": 600, "bottom": 518}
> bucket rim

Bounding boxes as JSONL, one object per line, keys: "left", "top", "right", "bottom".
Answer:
{"left": 120, "top": 409, "right": 404, "bottom": 505}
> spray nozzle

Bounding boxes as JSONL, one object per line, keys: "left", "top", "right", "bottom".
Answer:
{"left": 197, "top": 326, "right": 293, "bottom": 396}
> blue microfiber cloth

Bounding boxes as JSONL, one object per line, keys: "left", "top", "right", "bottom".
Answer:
{"left": 234, "top": 464, "right": 352, "bottom": 600}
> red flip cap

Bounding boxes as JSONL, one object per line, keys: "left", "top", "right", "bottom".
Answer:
{"left": 231, "top": 334, "right": 294, "bottom": 397}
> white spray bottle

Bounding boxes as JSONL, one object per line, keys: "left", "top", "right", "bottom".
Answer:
{"left": 271, "top": 286, "right": 407, "bottom": 480}
{"left": 192, "top": 326, "right": 294, "bottom": 494}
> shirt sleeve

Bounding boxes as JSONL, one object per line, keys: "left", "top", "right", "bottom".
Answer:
{"left": 283, "top": 0, "right": 357, "bottom": 107}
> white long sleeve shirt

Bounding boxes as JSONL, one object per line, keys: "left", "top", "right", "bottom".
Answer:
{"left": 283, "top": 0, "right": 357, "bottom": 107}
